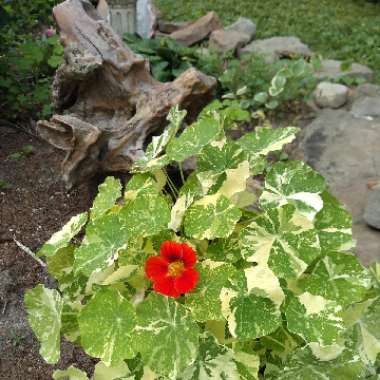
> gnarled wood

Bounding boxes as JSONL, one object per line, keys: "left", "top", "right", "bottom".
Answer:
{"left": 37, "top": 0, "right": 216, "bottom": 187}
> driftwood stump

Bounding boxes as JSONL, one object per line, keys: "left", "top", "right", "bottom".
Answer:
{"left": 37, "top": 0, "right": 216, "bottom": 188}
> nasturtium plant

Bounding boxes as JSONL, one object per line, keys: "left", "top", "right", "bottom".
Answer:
{"left": 25, "top": 102, "right": 380, "bottom": 379}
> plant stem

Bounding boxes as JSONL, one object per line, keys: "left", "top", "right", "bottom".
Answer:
{"left": 179, "top": 162, "right": 185, "bottom": 185}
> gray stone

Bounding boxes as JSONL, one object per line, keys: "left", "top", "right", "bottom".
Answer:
{"left": 302, "top": 109, "right": 380, "bottom": 265}
{"left": 209, "top": 29, "right": 250, "bottom": 53}
{"left": 315, "top": 59, "right": 373, "bottom": 82}
{"left": 351, "top": 96, "right": 380, "bottom": 119}
{"left": 239, "top": 36, "right": 312, "bottom": 63}
{"left": 356, "top": 83, "right": 380, "bottom": 98}
{"left": 364, "top": 186, "right": 380, "bottom": 229}
{"left": 314, "top": 82, "right": 348, "bottom": 109}
{"left": 226, "top": 17, "right": 256, "bottom": 41}
{"left": 136, "top": 0, "right": 159, "bottom": 38}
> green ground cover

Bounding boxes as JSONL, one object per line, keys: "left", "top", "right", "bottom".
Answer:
{"left": 155, "top": 0, "right": 380, "bottom": 82}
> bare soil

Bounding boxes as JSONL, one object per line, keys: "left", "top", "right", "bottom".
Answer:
{"left": 0, "top": 126, "right": 98, "bottom": 379}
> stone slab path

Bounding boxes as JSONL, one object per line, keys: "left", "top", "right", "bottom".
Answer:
{"left": 302, "top": 106, "right": 380, "bottom": 265}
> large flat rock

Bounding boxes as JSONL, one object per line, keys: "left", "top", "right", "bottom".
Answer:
{"left": 239, "top": 36, "right": 312, "bottom": 62}
{"left": 302, "top": 109, "right": 380, "bottom": 265}
{"left": 315, "top": 59, "right": 373, "bottom": 82}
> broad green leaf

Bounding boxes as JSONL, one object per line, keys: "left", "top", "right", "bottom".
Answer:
{"left": 220, "top": 273, "right": 282, "bottom": 339}
{"left": 90, "top": 177, "right": 121, "bottom": 221}
{"left": 132, "top": 106, "right": 186, "bottom": 172}
{"left": 240, "top": 205, "right": 320, "bottom": 280}
{"left": 46, "top": 245, "right": 75, "bottom": 291}
{"left": 53, "top": 366, "right": 88, "bottom": 380}
{"left": 38, "top": 212, "right": 88, "bottom": 257}
{"left": 93, "top": 361, "right": 129, "bottom": 380}
{"left": 237, "top": 127, "right": 299, "bottom": 157}
{"left": 166, "top": 114, "right": 221, "bottom": 162}
{"left": 270, "top": 347, "right": 369, "bottom": 380}
{"left": 61, "top": 303, "right": 80, "bottom": 342}
{"left": 134, "top": 294, "right": 199, "bottom": 378}
{"left": 297, "top": 251, "right": 371, "bottom": 305}
{"left": 285, "top": 292, "right": 344, "bottom": 346}
{"left": 260, "top": 160, "right": 325, "bottom": 219}
{"left": 74, "top": 214, "right": 129, "bottom": 276}
{"left": 260, "top": 327, "right": 301, "bottom": 361}
{"left": 186, "top": 260, "right": 237, "bottom": 321}
{"left": 207, "top": 236, "right": 242, "bottom": 263}
{"left": 78, "top": 288, "right": 136, "bottom": 365}
{"left": 24, "top": 285, "right": 63, "bottom": 364}
{"left": 180, "top": 333, "right": 240, "bottom": 380}
{"left": 184, "top": 193, "right": 242, "bottom": 240}
{"left": 120, "top": 192, "right": 171, "bottom": 237}
{"left": 315, "top": 192, "right": 353, "bottom": 252}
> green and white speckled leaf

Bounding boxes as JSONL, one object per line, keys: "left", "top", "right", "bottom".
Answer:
{"left": 24, "top": 285, "right": 63, "bottom": 364}
{"left": 220, "top": 287, "right": 282, "bottom": 340}
{"left": 218, "top": 160, "right": 250, "bottom": 201}
{"left": 168, "top": 192, "right": 194, "bottom": 232}
{"left": 197, "top": 138, "right": 246, "bottom": 173}
{"left": 78, "top": 288, "right": 136, "bottom": 365}
{"left": 74, "top": 214, "right": 129, "bottom": 276}
{"left": 61, "top": 303, "right": 80, "bottom": 342}
{"left": 240, "top": 204, "right": 320, "bottom": 280}
{"left": 234, "top": 350, "right": 260, "bottom": 380}
{"left": 297, "top": 251, "right": 371, "bottom": 306}
{"left": 285, "top": 292, "right": 344, "bottom": 346}
{"left": 93, "top": 361, "right": 129, "bottom": 380}
{"left": 186, "top": 260, "right": 237, "bottom": 321}
{"left": 53, "top": 366, "right": 88, "bottom": 380}
{"left": 352, "top": 297, "right": 380, "bottom": 365}
{"left": 270, "top": 347, "right": 369, "bottom": 380}
{"left": 124, "top": 173, "right": 161, "bottom": 200}
{"left": 315, "top": 192, "right": 353, "bottom": 252}
{"left": 166, "top": 114, "right": 221, "bottom": 163}
{"left": 237, "top": 127, "right": 299, "bottom": 156}
{"left": 90, "top": 177, "right": 121, "bottom": 221}
{"left": 260, "top": 160, "right": 325, "bottom": 219}
{"left": 220, "top": 273, "right": 282, "bottom": 340}
{"left": 134, "top": 294, "right": 199, "bottom": 379}
{"left": 180, "top": 333, "right": 239, "bottom": 380}
{"left": 184, "top": 193, "right": 241, "bottom": 240}
{"left": 120, "top": 192, "right": 171, "bottom": 237}
{"left": 38, "top": 212, "right": 88, "bottom": 257}
{"left": 132, "top": 106, "right": 186, "bottom": 172}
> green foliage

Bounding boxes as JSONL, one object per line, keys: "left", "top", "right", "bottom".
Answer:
{"left": 155, "top": 0, "right": 380, "bottom": 83}
{"left": 26, "top": 103, "right": 380, "bottom": 379}
{"left": 220, "top": 55, "right": 318, "bottom": 111}
{"left": 0, "top": 1, "right": 63, "bottom": 121}
{"left": 7, "top": 144, "right": 35, "bottom": 161}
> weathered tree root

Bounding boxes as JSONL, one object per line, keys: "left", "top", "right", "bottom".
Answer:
{"left": 38, "top": 0, "right": 216, "bottom": 188}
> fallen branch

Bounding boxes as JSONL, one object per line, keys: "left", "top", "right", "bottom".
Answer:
{"left": 13, "top": 238, "right": 47, "bottom": 267}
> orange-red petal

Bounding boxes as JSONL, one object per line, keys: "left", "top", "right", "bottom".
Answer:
{"left": 181, "top": 243, "right": 197, "bottom": 267}
{"left": 145, "top": 256, "right": 168, "bottom": 281}
{"left": 174, "top": 268, "right": 199, "bottom": 294}
{"left": 160, "top": 240, "right": 183, "bottom": 262}
{"left": 153, "top": 276, "right": 181, "bottom": 298}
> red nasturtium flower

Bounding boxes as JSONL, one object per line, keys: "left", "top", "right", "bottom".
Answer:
{"left": 145, "top": 241, "right": 199, "bottom": 298}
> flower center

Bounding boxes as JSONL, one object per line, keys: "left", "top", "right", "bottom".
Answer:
{"left": 168, "top": 260, "right": 185, "bottom": 277}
